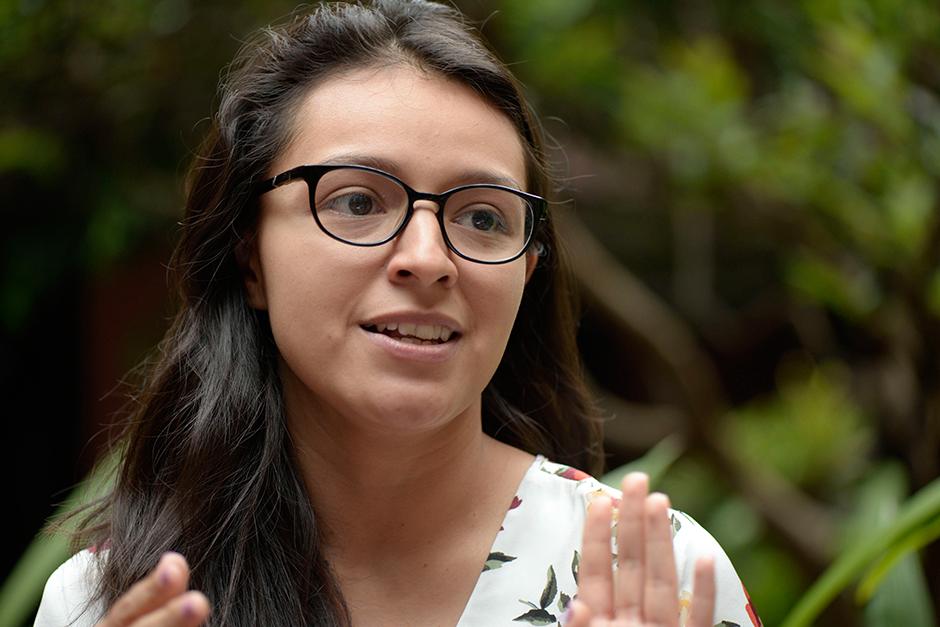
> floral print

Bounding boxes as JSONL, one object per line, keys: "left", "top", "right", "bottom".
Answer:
{"left": 483, "top": 552, "right": 518, "bottom": 572}
{"left": 456, "top": 456, "right": 761, "bottom": 627}
{"left": 513, "top": 565, "right": 561, "bottom": 625}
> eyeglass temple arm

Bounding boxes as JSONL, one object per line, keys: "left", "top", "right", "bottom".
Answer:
{"left": 254, "top": 170, "right": 301, "bottom": 195}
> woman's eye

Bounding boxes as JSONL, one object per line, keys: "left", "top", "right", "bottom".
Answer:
{"left": 324, "top": 191, "right": 383, "bottom": 216}
{"left": 454, "top": 207, "right": 507, "bottom": 232}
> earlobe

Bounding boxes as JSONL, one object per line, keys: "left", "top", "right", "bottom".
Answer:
{"left": 236, "top": 236, "right": 268, "bottom": 310}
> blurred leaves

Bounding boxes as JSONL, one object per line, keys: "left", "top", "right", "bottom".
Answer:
{"left": 0, "top": 127, "right": 65, "bottom": 179}
{"left": 0, "top": 0, "right": 294, "bottom": 333}
{"left": 722, "top": 360, "right": 872, "bottom": 488}
{"left": 485, "top": 0, "right": 940, "bottom": 623}
{"left": 601, "top": 434, "right": 684, "bottom": 489}
{"left": 786, "top": 251, "right": 882, "bottom": 319}
{"left": 781, "top": 466, "right": 940, "bottom": 626}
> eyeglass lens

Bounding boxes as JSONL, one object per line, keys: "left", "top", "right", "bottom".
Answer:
{"left": 311, "top": 168, "right": 534, "bottom": 262}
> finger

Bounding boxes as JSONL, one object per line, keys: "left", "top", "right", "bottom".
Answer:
{"left": 130, "top": 591, "right": 210, "bottom": 627}
{"left": 99, "top": 553, "right": 190, "bottom": 627}
{"left": 685, "top": 557, "right": 716, "bottom": 627}
{"left": 564, "top": 598, "right": 592, "bottom": 627}
{"left": 564, "top": 599, "right": 616, "bottom": 627}
{"left": 614, "top": 472, "right": 648, "bottom": 621}
{"left": 577, "top": 496, "right": 615, "bottom": 618}
{"left": 642, "top": 494, "right": 680, "bottom": 625}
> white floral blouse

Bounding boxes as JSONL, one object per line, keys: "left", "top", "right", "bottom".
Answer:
{"left": 455, "top": 456, "right": 761, "bottom": 627}
{"left": 35, "top": 455, "right": 761, "bottom": 627}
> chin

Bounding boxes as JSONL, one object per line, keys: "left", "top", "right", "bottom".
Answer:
{"left": 357, "top": 391, "right": 473, "bottom": 434}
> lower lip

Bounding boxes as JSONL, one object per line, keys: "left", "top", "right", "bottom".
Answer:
{"left": 360, "top": 327, "right": 460, "bottom": 363}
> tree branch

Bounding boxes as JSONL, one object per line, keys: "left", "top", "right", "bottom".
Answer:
{"left": 555, "top": 209, "right": 837, "bottom": 572}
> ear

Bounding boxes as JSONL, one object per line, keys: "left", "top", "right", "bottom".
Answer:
{"left": 524, "top": 249, "right": 538, "bottom": 285}
{"left": 235, "top": 233, "right": 268, "bottom": 310}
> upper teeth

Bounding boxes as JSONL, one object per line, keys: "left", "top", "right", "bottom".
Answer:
{"left": 373, "top": 322, "right": 453, "bottom": 342}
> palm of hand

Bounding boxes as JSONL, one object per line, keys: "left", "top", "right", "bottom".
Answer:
{"left": 567, "top": 474, "right": 716, "bottom": 627}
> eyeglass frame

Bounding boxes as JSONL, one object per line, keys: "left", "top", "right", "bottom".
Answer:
{"left": 254, "top": 163, "right": 548, "bottom": 265}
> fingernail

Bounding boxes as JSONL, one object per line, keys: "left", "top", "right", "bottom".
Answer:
{"left": 649, "top": 492, "right": 671, "bottom": 507}
{"left": 157, "top": 554, "right": 178, "bottom": 587}
{"left": 182, "top": 598, "right": 195, "bottom": 619}
{"left": 560, "top": 604, "right": 572, "bottom": 624}
{"left": 623, "top": 472, "right": 649, "bottom": 492}
{"left": 158, "top": 564, "right": 173, "bottom": 587}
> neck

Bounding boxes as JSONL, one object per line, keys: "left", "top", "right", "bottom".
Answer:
{"left": 284, "top": 387, "right": 514, "bottom": 569}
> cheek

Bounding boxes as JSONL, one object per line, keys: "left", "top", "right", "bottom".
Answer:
{"left": 256, "top": 225, "right": 356, "bottom": 362}
{"left": 469, "top": 265, "right": 528, "bottom": 355}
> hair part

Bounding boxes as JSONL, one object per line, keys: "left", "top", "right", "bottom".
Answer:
{"left": 73, "top": 2, "right": 601, "bottom": 625}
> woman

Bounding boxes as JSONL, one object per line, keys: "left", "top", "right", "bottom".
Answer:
{"left": 36, "top": 1, "right": 760, "bottom": 625}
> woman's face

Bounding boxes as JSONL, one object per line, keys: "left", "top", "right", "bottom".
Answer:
{"left": 245, "top": 64, "right": 536, "bottom": 437}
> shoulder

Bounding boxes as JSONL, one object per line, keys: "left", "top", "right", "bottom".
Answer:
{"left": 665, "top": 510, "right": 762, "bottom": 626}
{"left": 496, "top": 457, "right": 622, "bottom": 549}
{"left": 461, "top": 458, "right": 609, "bottom": 625}
{"left": 526, "top": 459, "right": 762, "bottom": 627}
{"left": 523, "top": 457, "right": 621, "bottom": 510}
{"left": 34, "top": 549, "right": 106, "bottom": 627}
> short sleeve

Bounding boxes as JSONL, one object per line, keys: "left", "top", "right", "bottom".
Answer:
{"left": 670, "top": 511, "right": 762, "bottom": 627}
{"left": 539, "top": 460, "right": 761, "bottom": 627}
{"left": 34, "top": 550, "right": 104, "bottom": 627}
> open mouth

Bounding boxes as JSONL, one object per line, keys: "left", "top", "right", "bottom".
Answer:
{"left": 361, "top": 322, "right": 460, "bottom": 345}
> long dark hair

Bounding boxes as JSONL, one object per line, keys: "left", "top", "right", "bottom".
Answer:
{"left": 75, "top": 1, "right": 601, "bottom": 624}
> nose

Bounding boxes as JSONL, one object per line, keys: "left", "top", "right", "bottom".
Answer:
{"left": 386, "top": 200, "right": 458, "bottom": 288}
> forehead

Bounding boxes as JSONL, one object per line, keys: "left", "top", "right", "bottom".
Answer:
{"left": 272, "top": 64, "right": 528, "bottom": 190}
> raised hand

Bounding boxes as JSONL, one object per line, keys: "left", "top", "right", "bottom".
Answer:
{"left": 567, "top": 473, "right": 716, "bottom": 627}
{"left": 96, "top": 552, "right": 211, "bottom": 627}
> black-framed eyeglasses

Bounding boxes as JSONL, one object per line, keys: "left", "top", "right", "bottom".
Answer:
{"left": 254, "top": 164, "right": 547, "bottom": 264}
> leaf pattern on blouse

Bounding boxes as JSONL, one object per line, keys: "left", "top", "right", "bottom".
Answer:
{"left": 514, "top": 566, "right": 561, "bottom": 625}
{"left": 512, "top": 608, "right": 556, "bottom": 625}
{"left": 483, "top": 551, "right": 517, "bottom": 572}
{"left": 460, "top": 457, "right": 760, "bottom": 627}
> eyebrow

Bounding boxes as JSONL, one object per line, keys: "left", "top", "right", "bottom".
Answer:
{"left": 318, "top": 152, "right": 525, "bottom": 190}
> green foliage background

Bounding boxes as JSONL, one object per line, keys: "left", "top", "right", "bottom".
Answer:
{"left": 2, "top": 0, "right": 939, "bottom": 625}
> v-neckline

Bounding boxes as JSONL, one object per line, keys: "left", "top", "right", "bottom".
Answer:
{"left": 453, "top": 454, "right": 545, "bottom": 626}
